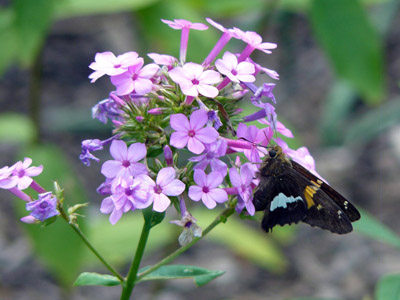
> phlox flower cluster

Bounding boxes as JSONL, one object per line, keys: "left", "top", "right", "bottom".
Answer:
{"left": 79, "top": 18, "right": 322, "bottom": 243}
{"left": 1, "top": 18, "right": 321, "bottom": 246}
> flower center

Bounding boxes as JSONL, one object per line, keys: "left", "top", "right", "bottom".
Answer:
{"left": 17, "top": 169, "right": 25, "bottom": 178}
{"left": 114, "top": 64, "right": 121, "bottom": 68}
{"left": 154, "top": 185, "right": 163, "bottom": 194}
{"left": 185, "top": 221, "right": 192, "bottom": 228}
{"left": 202, "top": 186, "right": 209, "bottom": 193}
{"left": 39, "top": 202, "right": 49, "bottom": 209}
{"left": 231, "top": 69, "right": 238, "bottom": 76}
{"left": 132, "top": 73, "right": 138, "bottom": 81}
{"left": 188, "top": 129, "right": 196, "bottom": 137}
{"left": 122, "top": 160, "right": 131, "bottom": 167}
{"left": 125, "top": 187, "right": 133, "bottom": 196}
{"left": 191, "top": 79, "right": 199, "bottom": 85}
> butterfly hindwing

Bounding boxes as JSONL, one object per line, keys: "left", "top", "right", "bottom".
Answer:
{"left": 291, "top": 160, "right": 360, "bottom": 222}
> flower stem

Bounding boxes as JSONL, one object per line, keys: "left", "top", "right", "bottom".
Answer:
{"left": 58, "top": 206, "right": 124, "bottom": 282}
{"left": 136, "top": 205, "right": 236, "bottom": 281}
{"left": 120, "top": 220, "right": 151, "bottom": 300}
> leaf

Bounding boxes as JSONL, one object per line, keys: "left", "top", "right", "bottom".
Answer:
{"left": 375, "top": 273, "right": 400, "bottom": 300}
{"left": 13, "top": 144, "right": 89, "bottom": 287}
{"left": 143, "top": 207, "right": 165, "bottom": 229}
{"left": 54, "top": 0, "right": 159, "bottom": 19}
{"left": 138, "top": 264, "right": 224, "bottom": 287}
{"left": 0, "top": 8, "right": 18, "bottom": 75}
{"left": 320, "top": 81, "right": 358, "bottom": 146}
{"left": 74, "top": 272, "right": 121, "bottom": 286}
{"left": 0, "top": 113, "right": 36, "bottom": 144}
{"left": 13, "top": 0, "right": 55, "bottom": 66}
{"left": 354, "top": 209, "right": 400, "bottom": 249}
{"left": 310, "top": 0, "right": 385, "bottom": 104}
{"left": 344, "top": 97, "right": 400, "bottom": 145}
{"left": 195, "top": 209, "right": 288, "bottom": 273}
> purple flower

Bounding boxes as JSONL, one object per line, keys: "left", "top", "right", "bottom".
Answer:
{"left": 162, "top": 19, "right": 208, "bottom": 63}
{"left": 137, "top": 167, "right": 185, "bottom": 212}
{"left": 234, "top": 123, "right": 272, "bottom": 163}
{"left": 100, "top": 176, "right": 152, "bottom": 224}
{"left": 80, "top": 139, "right": 104, "bottom": 166}
{"left": 216, "top": 51, "right": 255, "bottom": 83}
{"left": 170, "top": 211, "right": 202, "bottom": 246}
{"left": 188, "top": 170, "right": 228, "bottom": 209}
{"left": 101, "top": 140, "right": 147, "bottom": 179}
{"left": 207, "top": 110, "right": 223, "bottom": 130}
{"left": 251, "top": 83, "right": 277, "bottom": 104}
{"left": 89, "top": 51, "right": 140, "bottom": 82}
{"left": 148, "top": 53, "right": 177, "bottom": 70}
{"left": 92, "top": 97, "right": 123, "bottom": 124}
{"left": 169, "top": 63, "right": 221, "bottom": 98}
{"left": 170, "top": 109, "right": 219, "bottom": 154}
{"left": 259, "top": 119, "right": 294, "bottom": 138}
{"left": 229, "top": 164, "right": 256, "bottom": 215}
{"left": 0, "top": 166, "right": 17, "bottom": 189}
{"left": 10, "top": 158, "right": 43, "bottom": 190}
{"left": 111, "top": 59, "right": 159, "bottom": 96}
{"left": 234, "top": 28, "right": 277, "bottom": 61}
{"left": 26, "top": 192, "right": 59, "bottom": 221}
{"left": 163, "top": 145, "right": 173, "bottom": 166}
{"left": 189, "top": 139, "right": 227, "bottom": 176}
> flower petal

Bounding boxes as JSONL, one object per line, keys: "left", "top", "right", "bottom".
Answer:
{"left": 208, "top": 188, "right": 228, "bottom": 203}
{"left": 187, "top": 137, "right": 205, "bottom": 154}
{"left": 188, "top": 185, "right": 203, "bottom": 201}
{"left": 201, "top": 193, "right": 217, "bottom": 209}
{"left": 162, "top": 179, "right": 185, "bottom": 196}
{"left": 127, "top": 143, "right": 147, "bottom": 162}
{"left": 170, "top": 114, "right": 190, "bottom": 132}
{"left": 153, "top": 193, "right": 171, "bottom": 212}
{"left": 156, "top": 167, "right": 176, "bottom": 186}
{"left": 101, "top": 160, "right": 122, "bottom": 178}
{"left": 110, "top": 140, "right": 127, "bottom": 161}
{"left": 170, "top": 132, "right": 189, "bottom": 149}
{"left": 189, "top": 109, "right": 208, "bottom": 131}
{"left": 197, "top": 84, "right": 219, "bottom": 98}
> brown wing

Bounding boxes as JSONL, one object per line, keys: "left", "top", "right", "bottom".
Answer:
{"left": 291, "top": 160, "right": 360, "bottom": 222}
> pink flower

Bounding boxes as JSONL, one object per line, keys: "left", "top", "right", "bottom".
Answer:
{"left": 111, "top": 59, "right": 159, "bottom": 96}
{"left": 234, "top": 123, "right": 272, "bottom": 163}
{"left": 188, "top": 170, "right": 228, "bottom": 209}
{"left": 101, "top": 140, "right": 147, "bottom": 179}
{"left": 10, "top": 158, "right": 43, "bottom": 190}
{"left": 170, "top": 109, "right": 219, "bottom": 154}
{"left": 147, "top": 53, "right": 177, "bottom": 70}
{"left": 137, "top": 167, "right": 185, "bottom": 212}
{"left": 162, "top": 19, "right": 208, "bottom": 63}
{"left": 162, "top": 19, "right": 208, "bottom": 31}
{"left": 189, "top": 139, "right": 228, "bottom": 176}
{"left": 0, "top": 166, "right": 17, "bottom": 189}
{"left": 89, "top": 51, "right": 140, "bottom": 83}
{"left": 169, "top": 63, "right": 221, "bottom": 98}
{"left": 234, "top": 28, "right": 277, "bottom": 54}
{"left": 229, "top": 164, "right": 256, "bottom": 215}
{"left": 216, "top": 51, "right": 255, "bottom": 83}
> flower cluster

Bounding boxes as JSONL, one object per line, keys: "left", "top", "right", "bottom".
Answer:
{"left": 2, "top": 18, "right": 321, "bottom": 247}
{"left": 0, "top": 158, "right": 59, "bottom": 223}
{"left": 80, "top": 18, "right": 321, "bottom": 244}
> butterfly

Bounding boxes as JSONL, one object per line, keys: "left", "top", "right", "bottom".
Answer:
{"left": 253, "top": 145, "right": 360, "bottom": 234}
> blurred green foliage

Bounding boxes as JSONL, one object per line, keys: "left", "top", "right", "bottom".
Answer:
{"left": 1, "top": 0, "right": 399, "bottom": 297}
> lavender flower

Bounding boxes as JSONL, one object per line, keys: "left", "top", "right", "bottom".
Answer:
{"left": 101, "top": 140, "right": 147, "bottom": 179}
{"left": 170, "top": 109, "right": 219, "bottom": 154}
{"left": 26, "top": 192, "right": 59, "bottom": 221}
{"left": 137, "top": 167, "right": 185, "bottom": 212}
{"left": 80, "top": 139, "right": 104, "bottom": 166}
{"left": 10, "top": 158, "right": 43, "bottom": 190}
{"left": 229, "top": 164, "right": 256, "bottom": 215}
{"left": 170, "top": 211, "right": 202, "bottom": 246}
{"left": 188, "top": 170, "right": 228, "bottom": 209}
{"left": 189, "top": 139, "right": 228, "bottom": 176}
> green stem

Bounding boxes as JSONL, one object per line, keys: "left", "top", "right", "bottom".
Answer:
{"left": 136, "top": 205, "right": 236, "bottom": 281}
{"left": 120, "top": 220, "right": 151, "bottom": 300}
{"left": 58, "top": 207, "right": 124, "bottom": 282}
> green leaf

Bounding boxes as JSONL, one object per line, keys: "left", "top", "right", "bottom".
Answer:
{"left": 14, "top": 144, "right": 89, "bottom": 287}
{"left": 320, "top": 81, "right": 358, "bottom": 146}
{"left": 310, "top": 0, "right": 385, "bottom": 104}
{"left": 147, "top": 146, "right": 163, "bottom": 158}
{"left": 344, "top": 97, "right": 400, "bottom": 146}
{"left": 0, "top": 113, "right": 36, "bottom": 144}
{"left": 376, "top": 273, "right": 400, "bottom": 300}
{"left": 54, "top": 0, "right": 159, "bottom": 19}
{"left": 138, "top": 264, "right": 224, "bottom": 286}
{"left": 195, "top": 209, "right": 288, "bottom": 273}
{"left": 74, "top": 272, "right": 121, "bottom": 286}
{"left": 143, "top": 207, "right": 165, "bottom": 229}
{"left": 13, "top": 0, "right": 55, "bottom": 66}
{"left": 0, "top": 8, "right": 18, "bottom": 75}
{"left": 354, "top": 209, "right": 400, "bottom": 249}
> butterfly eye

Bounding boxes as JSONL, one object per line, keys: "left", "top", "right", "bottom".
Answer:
{"left": 269, "top": 149, "right": 277, "bottom": 158}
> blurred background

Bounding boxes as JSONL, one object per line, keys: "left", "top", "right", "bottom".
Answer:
{"left": 0, "top": 0, "right": 399, "bottom": 299}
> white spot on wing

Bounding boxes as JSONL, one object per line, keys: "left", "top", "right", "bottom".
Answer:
{"left": 270, "top": 193, "right": 303, "bottom": 211}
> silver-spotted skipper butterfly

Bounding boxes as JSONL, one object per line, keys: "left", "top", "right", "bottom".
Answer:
{"left": 253, "top": 145, "right": 360, "bottom": 234}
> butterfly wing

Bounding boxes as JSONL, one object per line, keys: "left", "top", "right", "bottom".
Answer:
{"left": 254, "top": 164, "right": 309, "bottom": 232}
{"left": 291, "top": 160, "right": 361, "bottom": 222}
